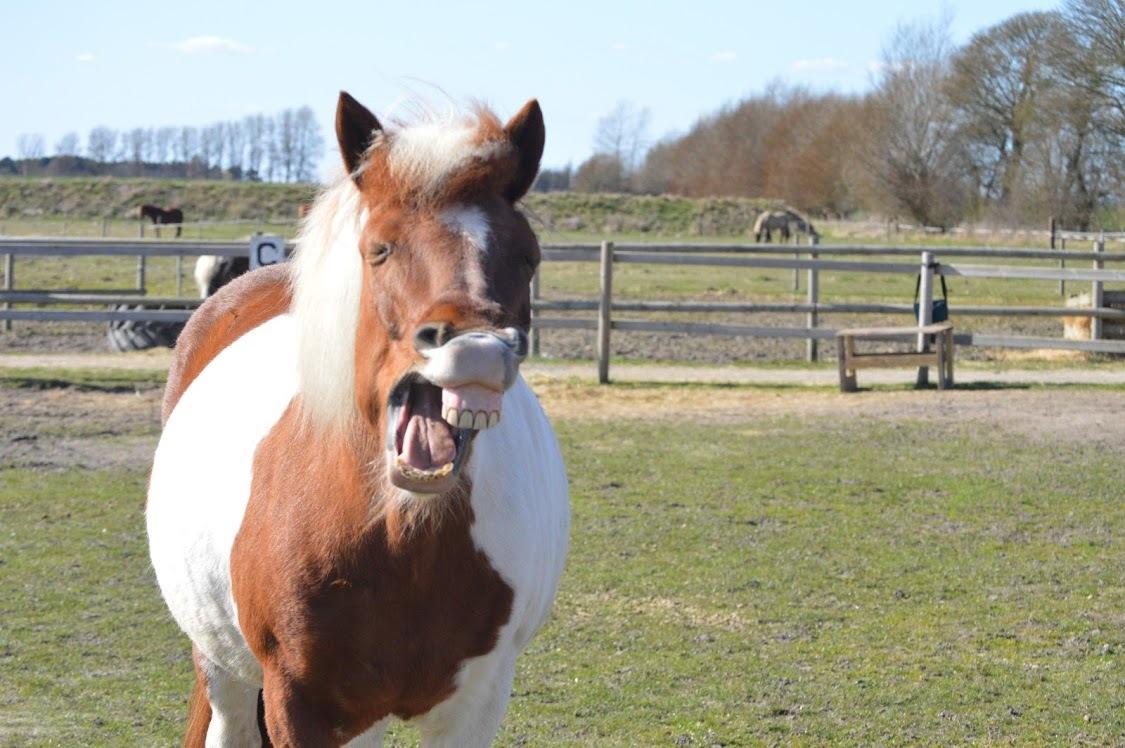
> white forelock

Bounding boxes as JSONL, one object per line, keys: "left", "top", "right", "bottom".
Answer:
{"left": 386, "top": 114, "right": 509, "bottom": 198}
{"left": 289, "top": 179, "right": 365, "bottom": 431}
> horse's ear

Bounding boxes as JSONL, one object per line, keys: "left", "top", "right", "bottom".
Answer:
{"left": 503, "top": 99, "right": 545, "bottom": 202}
{"left": 336, "top": 91, "right": 382, "bottom": 185}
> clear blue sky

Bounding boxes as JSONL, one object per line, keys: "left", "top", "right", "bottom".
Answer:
{"left": 1, "top": 0, "right": 1055, "bottom": 176}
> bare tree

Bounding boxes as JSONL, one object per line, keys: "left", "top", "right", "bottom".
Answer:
{"left": 592, "top": 100, "right": 651, "bottom": 184}
{"left": 1056, "top": 0, "right": 1125, "bottom": 140}
{"left": 265, "top": 118, "right": 278, "bottom": 182}
{"left": 54, "top": 132, "right": 80, "bottom": 156}
{"left": 861, "top": 15, "right": 968, "bottom": 227}
{"left": 947, "top": 12, "right": 1060, "bottom": 204}
{"left": 292, "top": 106, "right": 324, "bottom": 182}
{"left": 276, "top": 109, "right": 297, "bottom": 182}
{"left": 225, "top": 121, "right": 245, "bottom": 176}
{"left": 86, "top": 126, "right": 117, "bottom": 162}
{"left": 177, "top": 127, "right": 199, "bottom": 175}
{"left": 16, "top": 133, "right": 45, "bottom": 175}
{"left": 244, "top": 114, "right": 267, "bottom": 180}
{"left": 126, "top": 127, "right": 148, "bottom": 167}
{"left": 154, "top": 127, "right": 176, "bottom": 163}
{"left": 573, "top": 153, "right": 627, "bottom": 192}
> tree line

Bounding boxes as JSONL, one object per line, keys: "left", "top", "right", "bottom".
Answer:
{"left": 7, "top": 106, "right": 324, "bottom": 183}
{"left": 546, "top": 0, "right": 1122, "bottom": 231}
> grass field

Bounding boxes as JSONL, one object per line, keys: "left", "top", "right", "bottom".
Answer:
{"left": 1, "top": 370, "right": 1123, "bottom": 745}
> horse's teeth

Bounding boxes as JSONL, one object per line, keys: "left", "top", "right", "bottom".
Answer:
{"left": 457, "top": 411, "right": 475, "bottom": 429}
{"left": 473, "top": 411, "right": 488, "bottom": 430}
{"left": 444, "top": 408, "right": 461, "bottom": 427}
{"left": 488, "top": 411, "right": 500, "bottom": 428}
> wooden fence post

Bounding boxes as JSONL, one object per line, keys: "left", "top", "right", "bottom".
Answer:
{"left": 1059, "top": 236, "right": 1067, "bottom": 297}
{"left": 1049, "top": 216, "right": 1056, "bottom": 249}
{"left": 529, "top": 265, "right": 541, "bottom": 357}
{"left": 915, "top": 250, "right": 935, "bottom": 387}
{"left": 176, "top": 254, "right": 184, "bottom": 297}
{"left": 596, "top": 240, "right": 614, "bottom": 384}
{"left": 3, "top": 252, "right": 12, "bottom": 332}
{"left": 806, "top": 235, "right": 819, "bottom": 362}
{"left": 136, "top": 255, "right": 146, "bottom": 292}
{"left": 792, "top": 232, "right": 800, "bottom": 292}
{"left": 1092, "top": 239, "right": 1105, "bottom": 340}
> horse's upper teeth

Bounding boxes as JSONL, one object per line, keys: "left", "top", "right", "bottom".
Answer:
{"left": 444, "top": 407, "right": 500, "bottom": 430}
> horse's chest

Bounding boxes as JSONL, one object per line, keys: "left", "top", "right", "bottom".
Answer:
{"left": 232, "top": 487, "right": 515, "bottom": 720}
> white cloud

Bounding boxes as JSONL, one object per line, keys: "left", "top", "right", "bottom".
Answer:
{"left": 611, "top": 42, "right": 627, "bottom": 52}
{"left": 791, "top": 57, "right": 849, "bottom": 73}
{"left": 170, "top": 35, "right": 253, "bottom": 54}
{"left": 711, "top": 51, "right": 737, "bottom": 63}
{"left": 494, "top": 41, "right": 511, "bottom": 53}
{"left": 75, "top": 53, "right": 95, "bottom": 63}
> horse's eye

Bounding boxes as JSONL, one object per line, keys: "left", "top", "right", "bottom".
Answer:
{"left": 368, "top": 243, "right": 392, "bottom": 266}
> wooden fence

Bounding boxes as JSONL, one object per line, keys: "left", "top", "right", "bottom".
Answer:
{"left": 3, "top": 237, "right": 1125, "bottom": 382}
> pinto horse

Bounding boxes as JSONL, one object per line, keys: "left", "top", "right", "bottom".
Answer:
{"left": 147, "top": 92, "right": 569, "bottom": 747}
{"left": 139, "top": 204, "right": 184, "bottom": 238}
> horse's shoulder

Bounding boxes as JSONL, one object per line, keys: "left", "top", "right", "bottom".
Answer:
{"left": 162, "top": 263, "right": 293, "bottom": 424}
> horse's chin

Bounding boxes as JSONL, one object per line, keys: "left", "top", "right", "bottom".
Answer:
{"left": 385, "top": 372, "right": 486, "bottom": 496}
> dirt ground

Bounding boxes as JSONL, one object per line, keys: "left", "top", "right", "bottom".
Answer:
{"left": 4, "top": 374, "right": 1124, "bottom": 475}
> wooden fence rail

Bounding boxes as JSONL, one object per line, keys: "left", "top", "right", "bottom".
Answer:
{"left": 3, "top": 237, "right": 1125, "bottom": 381}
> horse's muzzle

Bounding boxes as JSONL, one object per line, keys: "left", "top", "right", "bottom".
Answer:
{"left": 385, "top": 326, "right": 527, "bottom": 494}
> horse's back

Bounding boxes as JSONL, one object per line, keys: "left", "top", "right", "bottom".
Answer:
{"left": 163, "top": 263, "right": 292, "bottom": 423}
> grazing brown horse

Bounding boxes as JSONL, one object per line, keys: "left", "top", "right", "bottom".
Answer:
{"left": 139, "top": 204, "right": 184, "bottom": 238}
{"left": 147, "top": 92, "right": 569, "bottom": 747}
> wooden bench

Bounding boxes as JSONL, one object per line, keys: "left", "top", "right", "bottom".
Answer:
{"left": 836, "top": 322, "right": 954, "bottom": 392}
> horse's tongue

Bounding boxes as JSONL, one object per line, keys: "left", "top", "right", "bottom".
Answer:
{"left": 401, "top": 414, "right": 456, "bottom": 470}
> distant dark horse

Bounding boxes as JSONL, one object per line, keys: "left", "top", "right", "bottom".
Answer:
{"left": 139, "top": 204, "right": 184, "bottom": 238}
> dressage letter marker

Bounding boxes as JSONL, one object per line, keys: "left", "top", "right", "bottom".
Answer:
{"left": 249, "top": 234, "right": 286, "bottom": 269}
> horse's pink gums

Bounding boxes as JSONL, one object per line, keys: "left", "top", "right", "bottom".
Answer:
{"left": 443, "top": 385, "right": 503, "bottom": 422}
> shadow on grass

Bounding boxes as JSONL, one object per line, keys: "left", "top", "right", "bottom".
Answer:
{"left": 0, "top": 367, "right": 166, "bottom": 393}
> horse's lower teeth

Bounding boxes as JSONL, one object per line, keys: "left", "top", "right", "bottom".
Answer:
{"left": 395, "top": 457, "right": 454, "bottom": 480}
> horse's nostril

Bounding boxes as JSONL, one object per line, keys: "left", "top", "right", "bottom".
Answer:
{"left": 413, "top": 322, "right": 449, "bottom": 353}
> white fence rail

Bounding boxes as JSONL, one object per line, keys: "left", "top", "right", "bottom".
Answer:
{"left": 3, "top": 237, "right": 1125, "bottom": 378}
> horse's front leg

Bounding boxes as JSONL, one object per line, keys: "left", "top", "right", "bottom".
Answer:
{"left": 195, "top": 650, "right": 262, "bottom": 747}
{"left": 262, "top": 666, "right": 345, "bottom": 747}
{"left": 416, "top": 655, "right": 516, "bottom": 748}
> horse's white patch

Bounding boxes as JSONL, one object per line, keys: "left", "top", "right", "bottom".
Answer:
{"left": 441, "top": 205, "right": 490, "bottom": 253}
{"left": 442, "top": 205, "right": 491, "bottom": 298}
{"left": 465, "top": 377, "right": 570, "bottom": 649}
{"left": 148, "top": 314, "right": 299, "bottom": 685}
{"left": 289, "top": 181, "right": 365, "bottom": 431}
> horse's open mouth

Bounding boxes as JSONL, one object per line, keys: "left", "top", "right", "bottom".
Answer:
{"left": 386, "top": 373, "right": 502, "bottom": 494}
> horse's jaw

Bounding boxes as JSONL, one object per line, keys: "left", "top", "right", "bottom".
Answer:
{"left": 384, "top": 372, "right": 499, "bottom": 495}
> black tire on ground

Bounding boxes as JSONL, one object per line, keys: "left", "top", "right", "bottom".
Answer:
{"left": 106, "top": 305, "right": 186, "bottom": 352}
